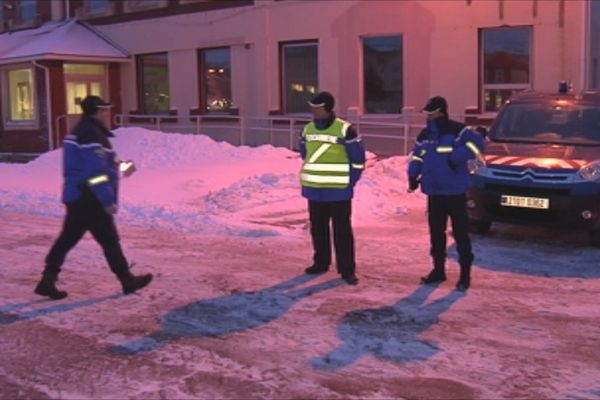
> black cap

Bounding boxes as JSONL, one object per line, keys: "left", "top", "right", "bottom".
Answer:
{"left": 80, "top": 95, "right": 112, "bottom": 115}
{"left": 308, "top": 91, "right": 335, "bottom": 112}
{"left": 422, "top": 96, "right": 448, "bottom": 116}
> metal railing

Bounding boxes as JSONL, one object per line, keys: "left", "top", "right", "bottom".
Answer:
{"left": 111, "top": 113, "right": 428, "bottom": 156}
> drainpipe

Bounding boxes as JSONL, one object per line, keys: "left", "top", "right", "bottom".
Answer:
{"left": 32, "top": 60, "right": 54, "bottom": 150}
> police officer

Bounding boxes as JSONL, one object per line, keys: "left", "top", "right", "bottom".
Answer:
{"left": 407, "top": 96, "right": 485, "bottom": 291}
{"left": 34, "top": 95, "right": 153, "bottom": 300}
{"left": 300, "top": 92, "right": 366, "bottom": 285}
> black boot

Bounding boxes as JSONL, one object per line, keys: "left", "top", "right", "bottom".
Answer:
{"left": 421, "top": 259, "right": 446, "bottom": 285}
{"left": 34, "top": 271, "right": 68, "bottom": 300}
{"left": 119, "top": 272, "right": 153, "bottom": 295}
{"left": 456, "top": 260, "right": 472, "bottom": 292}
{"left": 305, "top": 265, "right": 329, "bottom": 274}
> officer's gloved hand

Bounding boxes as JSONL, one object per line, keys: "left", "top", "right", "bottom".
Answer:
{"left": 407, "top": 177, "right": 420, "bottom": 193}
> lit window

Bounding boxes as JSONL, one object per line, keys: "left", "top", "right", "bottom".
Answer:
{"left": 363, "top": 35, "right": 403, "bottom": 114}
{"left": 481, "top": 27, "right": 532, "bottom": 112}
{"left": 199, "top": 47, "right": 232, "bottom": 113}
{"left": 281, "top": 42, "right": 318, "bottom": 113}
{"left": 8, "top": 68, "right": 35, "bottom": 122}
{"left": 137, "top": 53, "right": 170, "bottom": 114}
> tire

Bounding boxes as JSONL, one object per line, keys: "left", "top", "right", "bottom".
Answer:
{"left": 469, "top": 220, "right": 492, "bottom": 234}
{"left": 588, "top": 230, "right": 600, "bottom": 247}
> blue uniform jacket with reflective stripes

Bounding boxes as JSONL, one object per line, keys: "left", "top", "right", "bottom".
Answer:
{"left": 62, "top": 115, "right": 119, "bottom": 208}
{"left": 407, "top": 118, "right": 485, "bottom": 195}
{"left": 299, "top": 114, "right": 366, "bottom": 202}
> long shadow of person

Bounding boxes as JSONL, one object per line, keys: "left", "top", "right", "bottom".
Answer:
{"left": 113, "top": 274, "right": 344, "bottom": 354}
{"left": 311, "top": 284, "right": 464, "bottom": 370}
{"left": 0, "top": 295, "right": 122, "bottom": 326}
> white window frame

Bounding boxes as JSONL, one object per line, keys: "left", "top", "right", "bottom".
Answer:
{"left": 1, "top": 64, "right": 38, "bottom": 129}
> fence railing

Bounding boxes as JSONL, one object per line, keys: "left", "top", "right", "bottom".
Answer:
{"left": 111, "top": 113, "right": 434, "bottom": 156}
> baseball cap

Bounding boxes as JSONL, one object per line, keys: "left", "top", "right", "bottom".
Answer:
{"left": 308, "top": 91, "right": 335, "bottom": 112}
{"left": 80, "top": 95, "right": 112, "bottom": 115}
{"left": 422, "top": 96, "right": 448, "bottom": 116}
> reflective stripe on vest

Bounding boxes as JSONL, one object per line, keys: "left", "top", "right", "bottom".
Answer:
{"left": 301, "top": 118, "right": 351, "bottom": 189}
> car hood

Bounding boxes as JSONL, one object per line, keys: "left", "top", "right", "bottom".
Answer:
{"left": 484, "top": 141, "right": 600, "bottom": 169}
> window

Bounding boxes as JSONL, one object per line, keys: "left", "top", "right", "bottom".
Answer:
{"left": 281, "top": 42, "right": 318, "bottom": 113}
{"left": 125, "top": 0, "right": 167, "bottom": 11}
{"left": 16, "top": 0, "right": 38, "bottom": 26}
{"left": 3, "top": 67, "right": 36, "bottom": 124}
{"left": 137, "top": 53, "right": 170, "bottom": 114}
{"left": 363, "top": 35, "right": 403, "bottom": 114}
{"left": 481, "top": 26, "right": 532, "bottom": 112}
{"left": 199, "top": 47, "right": 232, "bottom": 113}
{"left": 86, "top": 0, "right": 111, "bottom": 14}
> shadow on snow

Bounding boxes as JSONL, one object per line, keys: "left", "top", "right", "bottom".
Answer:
{"left": 311, "top": 284, "right": 465, "bottom": 370}
{"left": 0, "top": 295, "right": 121, "bottom": 325}
{"left": 112, "top": 274, "right": 344, "bottom": 354}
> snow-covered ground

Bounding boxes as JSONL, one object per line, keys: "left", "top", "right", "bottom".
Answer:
{"left": 1, "top": 127, "right": 599, "bottom": 399}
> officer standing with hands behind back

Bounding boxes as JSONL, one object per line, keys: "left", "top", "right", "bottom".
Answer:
{"left": 299, "top": 92, "right": 366, "bottom": 285}
{"left": 407, "top": 96, "right": 484, "bottom": 291}
{"left": 34, "top": 95, "right": 153, "bottom": 300}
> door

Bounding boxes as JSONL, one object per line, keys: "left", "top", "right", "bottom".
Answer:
{"left": 63, "top": 64, "right": 109, "bottom": 138}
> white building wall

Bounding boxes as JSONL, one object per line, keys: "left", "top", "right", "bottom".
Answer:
{"left": 95, "top": 0, "right": 588, "bottom": 120}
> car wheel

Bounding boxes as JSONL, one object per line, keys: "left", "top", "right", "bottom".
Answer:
{"left": 588, "top": 230, "right": 600, "bottom": 247}
{"left": 469, "top": 220, "right": 492, "bottom": 234}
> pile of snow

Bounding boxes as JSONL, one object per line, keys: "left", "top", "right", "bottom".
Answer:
{"left": 0, "top": 127, "right": 423, "bottom": 236}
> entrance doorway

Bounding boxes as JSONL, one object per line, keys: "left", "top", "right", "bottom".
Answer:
{"left": 63, "top": 63, "right": 108, "bottom": 137}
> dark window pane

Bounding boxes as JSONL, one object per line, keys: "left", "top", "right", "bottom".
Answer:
{"left": 483, "top": 27, "right": 530, "bottom": 84}
{"left": 282, "top": 43, "right": 318, "bottom": 113}
{"left": 363, "top": 35, "right": 403, "bottom": 114}
{"left": 88, "top": 0, "right": 110, "bottom": 12}
{"left": 202, "top": 48, "right": 232, "bottom": 112}
{"left": 19, "top": 0, "right": 37, "bottom": 24}
{"left": 138, "top": 53, "right": 170, "bottom": 114}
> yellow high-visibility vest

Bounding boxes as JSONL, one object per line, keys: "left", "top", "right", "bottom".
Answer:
{"left": 301, "top": 118, "right": 351, "bottom": 189}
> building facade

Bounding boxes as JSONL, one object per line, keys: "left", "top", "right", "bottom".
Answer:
{"left": 0, "top": 0, "right": 598, "bottom": 156}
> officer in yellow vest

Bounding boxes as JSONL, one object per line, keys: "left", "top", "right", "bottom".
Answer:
{"left": 300, "top": 92, "right": 366, "bottom": 285}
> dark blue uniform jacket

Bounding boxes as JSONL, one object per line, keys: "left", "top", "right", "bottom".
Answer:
{"left": 408, "top": 118, "right": 485, "bottom": 195}
{"left": 62, "top": 115, "right": 119, "bottom": 208}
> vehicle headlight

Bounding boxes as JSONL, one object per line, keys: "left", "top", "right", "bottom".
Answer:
{"left": 468, "top": 155, "right": 486, "bottom": 174}
{"left": 578, "top": 160, "right": 600, "bottom": 181}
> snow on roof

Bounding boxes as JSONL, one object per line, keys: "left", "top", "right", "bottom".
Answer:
{"left": 0, "top": 18, "right": 130, "bottom": 64}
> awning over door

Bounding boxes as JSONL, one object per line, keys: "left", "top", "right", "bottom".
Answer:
{"left": 0, "top": 18, "right": 130, "bottom": 64}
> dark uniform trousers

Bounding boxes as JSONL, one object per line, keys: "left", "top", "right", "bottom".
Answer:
{"left": 427, "top": 194, "right": 473, "bottom": 270}
{"left": 308, "top": 200, "right": 356, "bottom": 275}
{"left": 44, "top": 192, "right": 129, "bottom": 277}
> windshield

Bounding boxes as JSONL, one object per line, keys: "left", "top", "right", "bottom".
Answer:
{"left": 490, "top": 102, "right": 600, "bottom": 145}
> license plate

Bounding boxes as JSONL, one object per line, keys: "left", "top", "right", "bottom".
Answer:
{"left": 500, "top": 195, "right": 550, "bottom": 209}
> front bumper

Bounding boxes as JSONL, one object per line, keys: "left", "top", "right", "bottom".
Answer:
{"left": 467, "top": 177, "right": 600, "bottom": 229}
